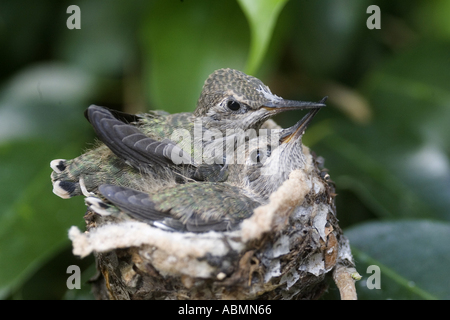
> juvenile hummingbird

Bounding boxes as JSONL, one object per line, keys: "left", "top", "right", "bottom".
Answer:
{"left": 51, "top": 68, "right": 326, "bottom": 199}
{"left": 85, "top": 108, "right": 322, "bottom": 232}
{"left": 75, "top": 105, "right": 358, "bottom": 302}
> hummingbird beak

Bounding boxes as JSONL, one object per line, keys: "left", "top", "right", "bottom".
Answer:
{"left": 262, "top": 96, "right": 327, "bottom": 115}
{"left": 280, "top": 107, "right": 321, "bottom": 144}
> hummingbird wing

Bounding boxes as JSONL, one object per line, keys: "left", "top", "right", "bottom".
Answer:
{"left": 51, "top": 106, "right": 229, "bottom": 200}
{"left": 84, "top": 105, "right": 141, "bottom": 124}
{"left": 98, "top": 183, "right": 261, "bottom": 232}
{"left": 86, "top": 105, "right": 193, "bottom": 169}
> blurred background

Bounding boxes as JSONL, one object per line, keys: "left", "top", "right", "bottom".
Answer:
{"left": 1, "top": 0, "right": 449, "bottom": 300}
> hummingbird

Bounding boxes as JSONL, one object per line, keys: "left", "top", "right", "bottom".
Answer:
{"left": 51, "top": 68, "right": 326, "bottom": 199}
{"left": 85, "top": 108, "right": 322, "bottom": 232}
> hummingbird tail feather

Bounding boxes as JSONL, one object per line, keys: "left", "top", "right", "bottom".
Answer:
{"left": 52, "top": 180, "right": 79, "bottom": 199}
{"left": 50, "top": 159, "right": 67, "bottom": 173}
{"left": 50, "top": 159, "right": 83, "bottom": 198}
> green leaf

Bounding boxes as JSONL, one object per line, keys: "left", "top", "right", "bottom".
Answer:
{"left": 288, "top": 0, "right": 373, "bottom": 78}
{"left": 345, "top": 220, "right": 450, "bottom": 300}
{"left": 141, "top": 0, "right": 250, "bottom": 113}
{"left": 314, "top": 41, "right": 450, "bottom": 221}
{"left": 0, "top": 140, "right": 88, "bottom": 298}
{"left": 414, "top": 0, "right": 450, "bottom": 41}
{"left": 55, "top": 0, "right": 142, "bottom": 76}
{"left": 237, "top": 0, "right": 288, "bottom": 75}
{"left": 0, "top": 63, "right": 95, "bottom": 298}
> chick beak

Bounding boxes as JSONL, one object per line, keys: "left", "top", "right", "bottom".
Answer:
{"left": 280, "top": 107, "right": 321, "bottom": 144}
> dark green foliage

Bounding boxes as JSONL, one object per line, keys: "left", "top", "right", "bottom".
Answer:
{"left": 1, "top": 0, "right": 448, "bottom": 299}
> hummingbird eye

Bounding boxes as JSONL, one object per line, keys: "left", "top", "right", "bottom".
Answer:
{"left": 227, "top": 100, "right": 241, "bottom": 111}
{"left": 250, "top": 150, "right": 261, "bottom": 164}
{"left": 250, "top": 146, "right": 272, "bottom": 164}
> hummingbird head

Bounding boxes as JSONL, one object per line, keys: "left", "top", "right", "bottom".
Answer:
{"left": 195, "top": 68, "right": 326, "bottom": 131}
{"left": 244, "top": 107, "right": 321, "bottom": 198}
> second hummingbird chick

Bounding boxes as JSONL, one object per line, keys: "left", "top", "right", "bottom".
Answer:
{"left": 51, "top": 68, "right": 326, "bottom": 199}
{"left": 86, "top": 108, "right": 323, "bottom": 232}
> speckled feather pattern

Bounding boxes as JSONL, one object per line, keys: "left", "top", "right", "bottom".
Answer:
{"left": 195, "top": 68, "right": 276, "bottom": 116}
{"left": 151, "top": 182, "right": 260, "bottom": 224}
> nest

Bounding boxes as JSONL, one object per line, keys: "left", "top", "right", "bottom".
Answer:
{"left": 69, "top": 146, "right": 359, "bottom": 300}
